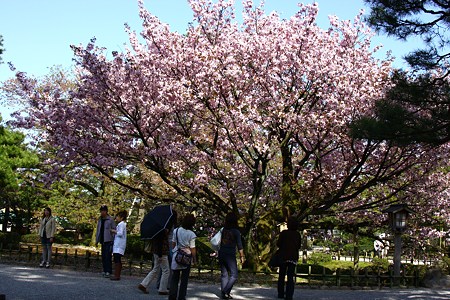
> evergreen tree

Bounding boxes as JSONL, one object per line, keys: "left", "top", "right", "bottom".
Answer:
{"left": 350, "top": 70, "right": 450, "bottom": 145}
{"left": 0, "top": 116, "right": 40, "bottom": 232}
{"left": 358, "top": 0, "right": 450, "bottom": 145}
{"left": 365, "top": 0, "right": 450, "bottom": 71}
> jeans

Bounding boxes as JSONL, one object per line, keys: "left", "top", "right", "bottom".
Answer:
{"left": 141, "top": 254, "right": 170, "bottom": 293}
{"left": 219, "top": 254, "right": 238, "bottom": 295}
{"left": 278, "top": 262, "right": 296, "bottom": 300}
{"left": 169, "top": 266, "right": 190, "bottom": 300}
{"left": 41, "top": 238, "right": 52, "bottom": 263}
{"left": 101, "top": 242, "right": 113, "bottom": 274}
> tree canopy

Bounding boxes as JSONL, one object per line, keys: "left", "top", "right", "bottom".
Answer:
{"left": 359, "top": 1, "right": 450, "bottom": 145}
{"left": 0, "top": 116, "right": 40, "bottom": 232}
{"left": 350, "top": 70, "right": 450, "bottom": 145}
{"left": 364, "top": 0, "right": 450, "bottom": 71}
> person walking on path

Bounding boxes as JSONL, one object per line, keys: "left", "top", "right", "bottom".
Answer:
{"left": 38, "top": 207, "right": 56, "bottom": 268}
{"left": 169, "top": 214, "right": 197, "bottom": 300}
{"left": 218, "top": 212, "right": 245, "bottom": 300}
{"left": 276, "top": 216, "right": 301, "bottom": 300}
{"left": 110, "top": 210, "right": 127, "bottom": 281}
{"left": 95, "top": 205, "right": 116, "bottom": 278}
{"left": 156, "top": 210, "right": 178, "bottom": 291}
{"left": 138, "top": 229, "right": 170, "bottom": 295}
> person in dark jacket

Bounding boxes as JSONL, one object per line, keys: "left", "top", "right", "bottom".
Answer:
{"left": 276, "top": 216, "right": 301, "bottom": 300}
{"left": 95, "top": 205, "right": 116, "bottom": 278}
{"left": 218, "top": 212, "right": 245, "bottom": 299}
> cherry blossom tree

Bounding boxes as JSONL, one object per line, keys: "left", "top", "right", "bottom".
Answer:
{"left": 9, "top": 0, "right": 449, "bottom": 267}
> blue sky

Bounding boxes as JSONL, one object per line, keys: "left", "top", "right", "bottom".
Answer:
{"left": 0, "top": 0, "right": 419, "bottom": 121}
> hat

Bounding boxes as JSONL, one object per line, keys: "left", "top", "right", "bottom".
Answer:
{"left": 99, "top": 205, "right": 108, "bottom": 212}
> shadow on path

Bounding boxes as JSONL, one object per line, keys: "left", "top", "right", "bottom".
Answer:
{"left": 0, "top": 264, "right": 449, "bottom": 299}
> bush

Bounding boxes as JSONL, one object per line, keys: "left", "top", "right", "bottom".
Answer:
{"left": 307, "top": 252, "right": 332, "bottom": 265}
{"left": 21, "top": 234, "right": 40, "bottom": 244}
{"left": 126, "top": 234, "right": 145, "bottom": 258}
{"left": 79, "top": 237, "right": 93, "bottom": 247}
{"left": 0, "top": 232, "right": 21, "bottom": 249}
{"left": 439, "top": 257, "right": 450, "bottom": 275}
{"left": 370, "top": 257, "right": 390, "bottom": 273}
{"left": 321, "top": 260, "right": 371, "bottom": 272}
{"left": 296, "top": 264, "right": 334, "bottom": 275}
{"left": 54, "top": 231, "right": 78, "bottom": 245}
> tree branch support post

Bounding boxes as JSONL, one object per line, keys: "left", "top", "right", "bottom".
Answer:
{"left": 393, "top": 231, "right": 402, "bottom": 285}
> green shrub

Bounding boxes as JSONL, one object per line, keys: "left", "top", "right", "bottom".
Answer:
{"left": 370, "top": 257, "right": 390, "bottom": 273}
{"left": 307, "top": 252, "right": 332, "bottom": 265}
{"left": 54, "top": 231, "right": 78, "bottom": 245}
{"left": 296, "top": 264, "right": 333, "bottom": 275}
{"left": 21, "top": 234, "right": 40, "bottom": 244}
{"left": 80, "top": 237, "right": 92, "bottom": 247}
{"left": 321, "top": 260, "right": 371, "bottom": 271}
{"left": 126, "top": 234, "right": 145, "bottom": 258}
{"left": 439, "top": 257, "right": 450, "bottom": 275}
{"left": 0, "top": 232, "right": 21, "bottom": 249}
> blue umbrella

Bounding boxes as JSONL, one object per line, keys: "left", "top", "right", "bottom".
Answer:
{"left": 140, "top": 205, "right": 174, "bottom": 240}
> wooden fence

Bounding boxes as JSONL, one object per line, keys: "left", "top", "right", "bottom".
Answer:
{"left": 0, "top": 242, "right": 421, "bottom": 288}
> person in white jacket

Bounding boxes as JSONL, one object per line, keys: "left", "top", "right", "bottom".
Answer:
{"left": 110, "top": 211, "right": 127, "bottom": 281}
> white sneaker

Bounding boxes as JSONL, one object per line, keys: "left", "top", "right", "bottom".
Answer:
{"left": 39, "top": 262, "right": 45, "bottom": 268}
{"left": 104, "top": 272, "right": 110, "bottom": 278}
{"left": 45, "top": 262, "right": 50, "bottom": 268}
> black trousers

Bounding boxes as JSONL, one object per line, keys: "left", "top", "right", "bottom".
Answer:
{"left": 101, "top": 242, "right": 113, "bottom": 274}
{"left": 277, "top": 262, "right": 296, "bottom": 300}
{"left": 169, "top": 266, "right": 191, "bottom": 300}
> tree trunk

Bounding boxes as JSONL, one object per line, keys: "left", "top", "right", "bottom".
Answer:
{"left": 2, "top": 200, "right": 10, "bottom": 232}
{"left": 353, "top": 230, "right": 360, "bottom": 270}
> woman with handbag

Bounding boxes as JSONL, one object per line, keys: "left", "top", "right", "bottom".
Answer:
{"left": 38, "top": 207, "right": 56, "bottom": 268}
{"left": 169, "top": 214, "right": 197, "bottom": 300}
{"left": 218, "top": 212, "right": 245, "bottom": 300}
{"left": 276, "top": 216, "right": 301, "bottom": 300}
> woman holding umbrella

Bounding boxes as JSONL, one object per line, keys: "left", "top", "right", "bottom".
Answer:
{"left": 138, "top": 229, "right": 170, "bottom": 295}
{"left": 138, "top": 205, "right": 176, "bottom": 295}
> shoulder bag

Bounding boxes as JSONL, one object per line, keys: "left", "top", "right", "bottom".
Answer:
{"left": 174, "top": 228, "right": 192, "bottom": 266}
{"left": 210, "top": 228, "right": 223, "bottom": 251}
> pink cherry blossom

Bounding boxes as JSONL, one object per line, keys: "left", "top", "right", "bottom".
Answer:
{"left": 9, "top": 0, "right": 449, "bottom": 255}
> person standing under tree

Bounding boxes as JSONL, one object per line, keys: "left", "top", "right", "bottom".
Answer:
{"left": 218, "top": 212, "right": 245, "bottom": 300}
{"left": 373, "top": 239, "right": 383, "bottom": 258}
{"left": 38, "top": 207, "right": 56, "bottom": 268}
{"left": 110, "top": 211, "right": 127, "bottom": 281}
{"left": 169, "top": 214, "right": 197, "bottom": 300}
{"left": 276, "top": 216, "right": 301, "bottom": 300}
{"left": 95, "top": 205, "right": 116, "bottom": 278}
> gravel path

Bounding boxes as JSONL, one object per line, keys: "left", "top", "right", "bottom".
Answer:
{"left": 1, "top": 264, "right": 449, "bottom": 299}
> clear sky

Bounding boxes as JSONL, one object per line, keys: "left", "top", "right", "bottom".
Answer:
{"left": 0, "top": 0, "right": 419, "bottom": 121}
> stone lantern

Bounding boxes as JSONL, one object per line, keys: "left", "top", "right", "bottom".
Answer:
{"left": 383, "top": 204, "right": 414, "bottom": 280}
